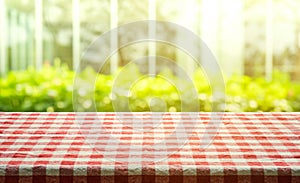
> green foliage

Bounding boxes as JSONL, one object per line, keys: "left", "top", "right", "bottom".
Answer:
{"left": 225, "top": 70, "right": 300, "bottom": 112}
{"left": 0, "top": 61, "right": 74, "bottom": 112}
{"left": 0, "top": 64, "right": 300, "bottom": 112}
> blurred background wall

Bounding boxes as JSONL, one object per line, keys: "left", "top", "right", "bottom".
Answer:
{"left": 0, "top": 0, "right": 300, "bottom": 80}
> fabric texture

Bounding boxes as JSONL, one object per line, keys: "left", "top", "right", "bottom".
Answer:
{"left": 0, "top": 112, "right": 299, "bottom": 183}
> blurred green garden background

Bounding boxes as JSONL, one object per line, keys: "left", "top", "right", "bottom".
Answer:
{"left": 0, "top": 0, "right": 300, "bottom": 112}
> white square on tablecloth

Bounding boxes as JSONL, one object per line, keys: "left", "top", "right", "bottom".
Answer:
{"left": 209, "top": 166, "right": 224, "bottom": 175}
{"left": 292, "top": 166, "right": 300, "bottom": 176}
{"left": 155, "top": 165, "right": 169, "bottom": 176}
{"left": 101, "top": 165, "right": 115, "bottom": 176}
{"left": 73, "top": 165, "right": 87, "bottom": 176}
{"left": 182, "top": 165, "right": 197, "bottom": 175}
{"left": 0, "top": 165, "right": 6, "bottom": 176}
{"left": 46, "top": 165, "right": 60, "bottom": 176}
{"left": 237, "top": 166, "right": 251, "bottom": 175}
{"left": 128, "top": 165, "right": 142, "bottom": 175}
{"left": 18, "top": 165, "right": 32, "bottom": 176}
{"left": 264, "top": 167, "right": 278, "bottom": 176}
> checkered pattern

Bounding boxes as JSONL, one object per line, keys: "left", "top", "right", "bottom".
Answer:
{"left": 0, "top": 112, "right": 299, "bottom": 183}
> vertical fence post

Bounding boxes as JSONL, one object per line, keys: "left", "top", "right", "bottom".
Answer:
{"left": 148, "top": 0, "right": 156, "bottom": 76}
{"left": 35, "top": 0, "right": 43, "bottom": 69}
{"left": 11, "top": 10, "right": 19, "bottom": 70}
{"left": 265, "top": 0, "right": 273, "bottom": 81}
{"left": 19, "top": 13, "right": 27, "bottom": 70}
{"left": 72, "top": 0, "right": 80, "bottom": 70}
{"left": 201, "top": 0, "right": 221, "bottom": 61}
{"left": 25, "top": 14, "right": 30, "bottom": 68}
{"left": 219, "top": 0, "right": 244, "bottom": 75}
{"left": 27, "top": 15, "right": 35, "bottom": 67}
{"left": 110, "top": 0, "right": 118, "bottom": 74}
{"left": 44, "top": 31, "right": 51, "bottom": 64}
{"left": 0, "top": 0, "right": 7, "bottom": 76}
{"left": 176, "top": 0, "right": 197, "bottom": 77}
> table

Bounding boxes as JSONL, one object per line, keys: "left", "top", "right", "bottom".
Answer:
{"left": 0, "top": 112, "right": 299, "bottom": 183}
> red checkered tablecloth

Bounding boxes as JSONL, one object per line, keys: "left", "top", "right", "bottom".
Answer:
{"left": 0, "top": 112, "right": 299, "bottom": 183}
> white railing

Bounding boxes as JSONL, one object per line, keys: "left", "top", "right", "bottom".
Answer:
{"left": 35, "top": 0, "right": 43, "bottom": 69}
{"left": 72, "top": 0, "right": 81, "bottom": 71}
{"left": 148, "top": 0, "right": 156, "bottom": 76}
{"left": 0, "top": 0, "right": 7, "bottom": 77}
{"left": 110, "top": 0, "right": 118, "bottom": 74}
